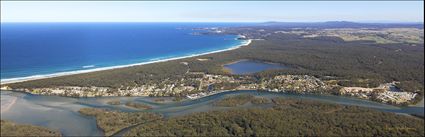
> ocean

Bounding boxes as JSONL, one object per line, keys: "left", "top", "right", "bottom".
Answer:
{"left": 0, "top": 23, "right": 249, "bottom": 83}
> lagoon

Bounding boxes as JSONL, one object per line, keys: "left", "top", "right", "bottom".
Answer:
{"left": 1, "top": 90, "right": 423, "bottom": 136}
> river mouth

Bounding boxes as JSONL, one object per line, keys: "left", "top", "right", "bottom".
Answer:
{"left": 223, "top": 60, "right": 290, "bottom": 75}
{"left": 1, "top": 90, "right": 423, "bottom": 136}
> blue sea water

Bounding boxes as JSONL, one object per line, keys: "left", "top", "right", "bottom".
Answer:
{"left": 1, "top": 23, "right": 248, "bottom": 81}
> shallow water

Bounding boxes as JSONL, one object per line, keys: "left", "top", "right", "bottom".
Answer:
{"left": 224, "top": 60, "right": 289, "bottom": 74}
{"left": 1, "top": 90, "right": 423, "bottom": 136}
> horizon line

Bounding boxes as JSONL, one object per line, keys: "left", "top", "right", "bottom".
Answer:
{"left": 1, "top": 21, "right": 424, "bottom": 24}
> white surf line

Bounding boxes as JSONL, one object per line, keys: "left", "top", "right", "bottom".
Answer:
{"left": 82, "top": 65, "right": 96, "bottom": 68}
{"left": 1, "top": 39, "right": 252, "bottom": 85}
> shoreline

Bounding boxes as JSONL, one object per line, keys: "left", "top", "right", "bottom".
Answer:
{"left": 1, "top": 39, "right": 252, "bottom": 85}
{"left": 410, "top": 97, "right": 424, "bottom": 107}
{"left": 0, "top": 95, "right": 18, "bottom": 113}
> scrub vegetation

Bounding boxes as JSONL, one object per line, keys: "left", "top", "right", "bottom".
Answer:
{"left": 78, "top": 108, "right": 162, "bottom": 136}
{"left": 125, "top": 102, "right": 153, "bottom": 110}
{"left": 106, "top": 100, "right": 121, "bottom": 105}
{"left": 124, "top": 98, "right": 424, "bottom": 136}
{"left": 0, "top": 120, "right": 61, "bottom": 137}
{"left": 213, "top": 94, "right": 270, "bottom": 107}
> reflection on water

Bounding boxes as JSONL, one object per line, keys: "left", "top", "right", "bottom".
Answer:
{"left": 1, "top": 90, "right": 423, "bottom": 136}
{"left": 224, "top": 60, "right": 289, "bottom": 74}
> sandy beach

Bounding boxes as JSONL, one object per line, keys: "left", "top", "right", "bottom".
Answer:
{"left": 0, "top": 95, "right": 18, "bottom": 113}
{"left": 1, "top": 39, "right": 252, "bottom": 85}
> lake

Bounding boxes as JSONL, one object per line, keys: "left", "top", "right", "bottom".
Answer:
{"left": 1, "top": 90, "right": 423, "bottom": 136}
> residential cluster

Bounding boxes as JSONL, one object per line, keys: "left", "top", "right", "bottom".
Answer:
{"left": 340, "top": 82, "right": 417, "bottom": 104}
{"left": 3, "top": 72, "right": 417, "bottom": 105}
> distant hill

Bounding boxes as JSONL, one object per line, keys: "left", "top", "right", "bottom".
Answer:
{"left": 257, "top": 21, "right": 424, "bottom": 29}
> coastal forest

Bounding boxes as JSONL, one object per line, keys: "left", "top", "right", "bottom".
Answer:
{"left": 2, "top": 23, "right": 424, "bottom": 137}
{"left": 123, "top": 98, "right": 424, "bottom": 136}
{"left": 69, "top": 96, "right": 424, "bottom": 137}
{"left": 8, "top": 27, "right": 424, "bottom": 101}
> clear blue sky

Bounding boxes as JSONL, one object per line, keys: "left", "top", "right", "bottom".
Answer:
{"left": 1, "top": 1, "right": 423, "bottom": 22}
